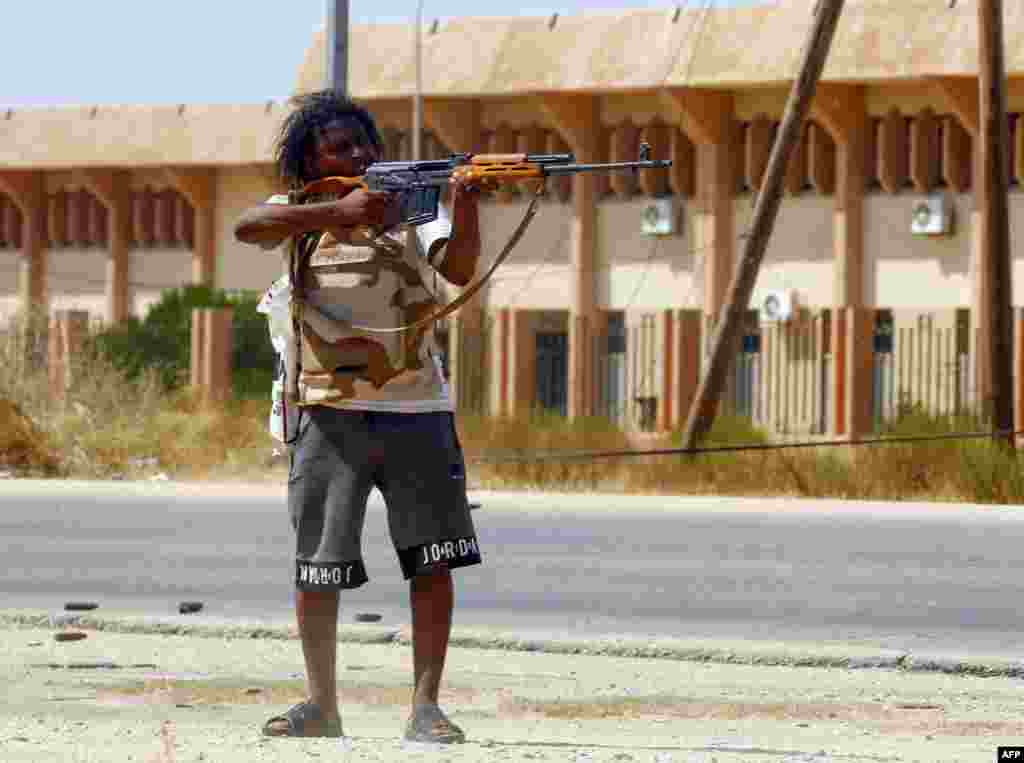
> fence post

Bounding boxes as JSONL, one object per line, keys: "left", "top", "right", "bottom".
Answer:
{"left": 190, "top": 307, "right": 233, "bottom": 404}
{"left": 490, "top": 308, "right": 511, "bottom": 418}
{"left": 670, "top": 310, "right": 702, "bottom": 432}
{"left": 1014, "top": 308, "right": 1024, "bottom": 444}
{"left": 655, "top": 310, "right": 673, "bottom": 432}
{"left": 47, "top": 310, "right": 89, "bottom": 402}
{"left": 845, "top": 306, "right": 874, "bottom": 439}
{"left": 189, "top": 307, "right": 206, "bottom": 389}
{"left": 508, "top": 309, "right": 536, "bottom": 415}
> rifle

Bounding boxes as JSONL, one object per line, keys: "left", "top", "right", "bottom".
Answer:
{"left": 293, "top": 143, "right": 672, "bottom": 225}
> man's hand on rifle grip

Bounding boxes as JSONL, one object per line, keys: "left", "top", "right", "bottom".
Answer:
{"left": 332, "top": 187, "right": 403, "bottom": 230}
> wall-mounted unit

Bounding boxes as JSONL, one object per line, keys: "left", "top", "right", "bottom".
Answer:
{"left": 759, "top": 290, "right": 799, "bottom": 323}
{"left": 910, "top": 193, "right": 953, "bottom": 236}
{"left": 640, "top": 197, "right": 678, "bottom": 236}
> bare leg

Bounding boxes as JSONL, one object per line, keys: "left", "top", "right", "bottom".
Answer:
{"left": 410, "top": 568, "right": 453, "bottom": 706}
{"left": 405, "top": 567, "right": 464, "bottom": 742}
{"left": 297, "top": 590, "right": 341, "bottom": 716}
{"left": 264, "top": 589, "right": 342, "bottom": 736}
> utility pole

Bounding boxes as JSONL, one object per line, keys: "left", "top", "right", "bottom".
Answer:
{"left": 326, "top": 0, "right": 349, "bottom": 94}
{"left": 413, "top": 0, "right": 424, "bottom": 160}
{"left": 978, "top": 0, "right": 1015, "bottom": 448}
{"left": 679, "top": 0, "right": 846, "bottom": 451}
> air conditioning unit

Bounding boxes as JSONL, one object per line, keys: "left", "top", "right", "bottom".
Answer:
{"left": 759, "top": 290, "right": 799, "bottom": 322}
{"left": 910, "top": 193, "right": 953, "bottom": 236}
{"left": 640, "top": 197, "right": 678, "bottom": 236}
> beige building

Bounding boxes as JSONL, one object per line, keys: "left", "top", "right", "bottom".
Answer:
{"left": 2, "top": 0, "right": 1023, "bottom": 436}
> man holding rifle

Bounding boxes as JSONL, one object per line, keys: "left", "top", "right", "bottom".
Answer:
{"left": 234, "top": 90, "right": 668, "bottom": 743}
{"left": 234, "top": 90, "right": 483, "bottom": 744}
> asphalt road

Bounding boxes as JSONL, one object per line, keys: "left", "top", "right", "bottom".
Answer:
{"left": 3, "top": 481, "right": 1024, "bottom": 659}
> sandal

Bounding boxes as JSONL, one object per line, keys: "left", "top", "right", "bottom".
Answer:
{"left": 262, "top": 700, "right": 343, "bottom": 738}
{"left": 403, "top": 704, "right": 466, "bottom": 744}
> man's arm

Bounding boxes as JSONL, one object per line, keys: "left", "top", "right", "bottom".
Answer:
{"left": 433, "top": 184, "right": 481, "bottom": 287}
{"left": 233, "top": 189, "right": 402, "bottom": 248}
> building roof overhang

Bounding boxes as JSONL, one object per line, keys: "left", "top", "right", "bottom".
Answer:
{"left": 1, "top": 1, "right": 1018, "bottom": 170}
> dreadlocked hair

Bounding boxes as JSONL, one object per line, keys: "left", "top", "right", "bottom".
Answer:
{"left": 273, "top": 90, "right": 383, "bottom": 189}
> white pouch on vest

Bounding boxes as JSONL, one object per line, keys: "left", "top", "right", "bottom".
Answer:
{"left": 258, "top": 276, "right": 294, "bottom": 442}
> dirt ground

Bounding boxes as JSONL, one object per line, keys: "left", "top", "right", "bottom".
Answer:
{"left": 2, "top": 620, "right": 1022, "bottom": 763}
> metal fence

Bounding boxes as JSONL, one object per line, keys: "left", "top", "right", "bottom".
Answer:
{"left": 871, "top": 309, "right": 971, "bottom": 427}
{"left": 449, "top": 307, "right": 977, "bottom": 437}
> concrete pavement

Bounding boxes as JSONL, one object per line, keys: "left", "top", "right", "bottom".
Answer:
{"left": 1, "top": 611, "right": 1022, "bottom": 762}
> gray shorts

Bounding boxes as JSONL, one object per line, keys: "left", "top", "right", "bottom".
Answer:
{"left": 287, "top": 407, "right": 481, "bottom": 591}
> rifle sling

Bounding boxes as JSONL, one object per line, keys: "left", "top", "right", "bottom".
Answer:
{"left": 346, "top": 187, "right": 542, "bottom": 334}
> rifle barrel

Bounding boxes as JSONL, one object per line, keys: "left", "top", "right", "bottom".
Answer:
{"left": 544, "top": 160, "right": 672, "bottom": 175}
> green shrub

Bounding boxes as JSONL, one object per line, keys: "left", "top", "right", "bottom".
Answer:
{"left": 955, "top": 440, "right": 1024, "bottom": 504}
{"left": 228, "top": 289, "right": 277, "bottom": 400}
{"left": 668, "top": 411, "right": 770, "bottom": 448}
{"left": 880, "top": 398, "right": 987, "bottom": 438}
{"left": 91, "top": 285, "right": 275, "bottom": 399}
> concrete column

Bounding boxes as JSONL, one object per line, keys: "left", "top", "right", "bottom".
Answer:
{"left": 190, "top": 307, "right": 234, "bottom": 403}
{"left": 697, "top": 141, "right": 739, "bottom": 318}
{"left": 166, "top": 169, "right": 217, "bottom": 287}
{"left": 107, "top": 199, "right": 131, "bottom": 323}
{"left": 845, "top": 306, "right": 875, "bottom": 438}
{"left": 660, "top": 88, "right": 738, "bottom": 322}
{"left": 80, "top": 170, "right": 131, "bottom": 323}
{"left": 568, "top": 173, "right": 599, "bottom": 418}
{"left": 192, "top": 203, "right": 217, "bottom": 286}
{"left": 0, "top": 172, "right": 48, "bottom": 318}
{"left": 539, "top": 94, "right": 602, "bottom": 419}
{"left": 812, "top": 84, "right": 871, "bottom": 438}
{"left": 508, "top": 309, "right": 536, "bottom": 415}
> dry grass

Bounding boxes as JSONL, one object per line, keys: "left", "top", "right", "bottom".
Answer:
{"left": 4, "top": 315, "right": 1024, "bottom": 503}
{"left": 459, "top": 409, "right": 634, "bottom": 492}
{"left": 501, "top": 694, "right": 1024, "bottom": 736}
{"left": 0, "top": 314, "right": 278, "bottom": 481}
{"left": 463, "top": 409, "right": 1024, "bottom": 505}
{"left": 95, "top": 679, "right": 1024, "bottom": 737}
{"left": 97, "top": 677, "right": 476, "bottom": 708}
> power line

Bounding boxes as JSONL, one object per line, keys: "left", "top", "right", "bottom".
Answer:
{"left": 470, "top": 428, "right": 1024, "bottom": 465}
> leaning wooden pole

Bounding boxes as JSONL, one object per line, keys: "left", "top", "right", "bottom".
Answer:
{"left": 978, "top": 0, "right": 1015, "bottom": 449}
{"left": 679, "top": 0, "right": 847, "bottom": 451}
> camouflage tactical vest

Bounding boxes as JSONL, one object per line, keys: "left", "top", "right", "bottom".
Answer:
{"left": 295, "top": 227, "right": 449, "bottom": 410}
